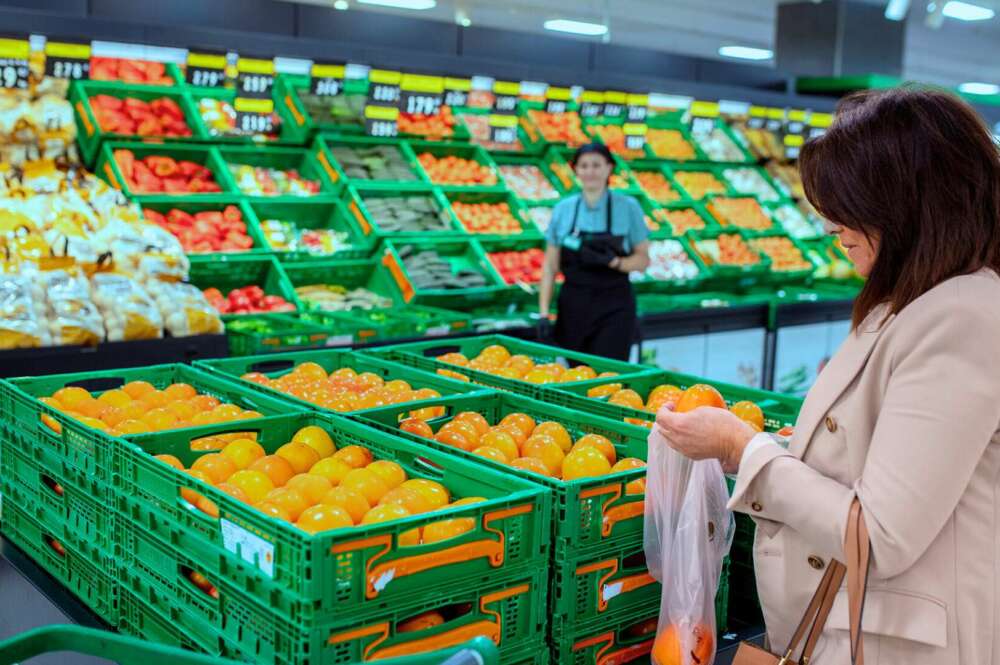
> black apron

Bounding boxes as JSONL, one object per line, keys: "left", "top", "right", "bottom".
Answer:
{"left": 554, "top": 193, "right": 637, "bottom": 361}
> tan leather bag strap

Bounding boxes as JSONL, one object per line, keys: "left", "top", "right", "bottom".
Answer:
{"left": 845, "top": 500, "right": 871, "bottom": 665}
{"left": 776, "top": 564, "right": 841, "bottom": 663}
{"left": 799, "top": 561, "right": 846, "bottom": 662}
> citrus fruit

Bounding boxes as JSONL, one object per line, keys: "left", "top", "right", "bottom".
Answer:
{"left": 332, "top": 445, "right": 373, "bottom": 469}
{"left": 401, "top": 479, "right": 450, "bottom": 510}
{"left": 587, "top": 382, "right": 623, "bottom": 398}
{"left": 651, "top": 623, "right": 713, "bottom": 665}
{"left": 190, "top": 436, "right": 225, "bottom": 451}
{"left": 216, "top": 482, "right": 250, "bottom": 504}
{"left": 53, "top": 386, "right": 92, "bottom": 409}
{"left": 188, "top": 394, "right": 220, "bottom": 412}
{"left": 121, "top": 381, "right": 155, "bottom": 400}
{"left": 294, "top": 362, "right": 328, "bottom": 381}
{"left": 611, "top": 457, "right": 645, "bottom": 473}
{"left": 436, "top": 368, "right": 470, "bottom": 382}
{"left": 500, "top": 413, "right": 535, "bottom": 435}
{"left": 76, "top": 416, "right": 109, "bottom": 432}
{"left": 535, "top": 362, "right": 565, "bottom": 377}
{"left": 166, "top": 401, "right": 196, "bottom": 422}
{"left": 478, "top": 429, "right": 518, "bottom": 462}
{"left": 138, "top": 391, "right": 170, "bottom": 410}
{"left": 575, "top": 365, "right": 597, "bottom": 380}
{"left": 286, "top": 473, "right": 333, "bottom": 504}
{"left": 195, "top": 494, "right": 220, "bottom": 517}
{"left": 397, "top": 611, "right": 445, "bottom": 633}
{"left": 562, "top": 447, "right": 613, "bottom": 481}
{"left": 263, "top": 487, "right": 310, "bottom": 521}
{"left": 453, "top": 411, "right": 490, "bottom": 436}
{"left": 609, "top": 389, "right": 644, "bottom": 410}
{"left": 438, "top": 352, "right": 469, "bottom": 366}
{"left": 367, "top": 460, "right": 407, "bottom": 489}
{"left": 341, "top": 468, "right": 390, "bottom": 505}
{"left": 256, "top": 502, "right": 291, "bottom": 522}
{"left": 473, "top": 446, "right": 509, "bottom": 464}
{"left": 422, "top": 518, "right": 474, "bottom": 544}
{"left": 730, "top": 401, "right": 764, "bottom": 431}
{"left": 441, "top": 420, "right": 480, "bottom": 446}
{"left": 181, "top": 470, "right": 210, "bottom": 505}
{"left": 163, "top": 383, "right": 197, "bottom": 402}
{"left": 321, "top": 487, "right": 370, "bottom": 523}
{"left": 675, "top": 384, "right": 725, "bottom": 413}
{"left": 648, "top": 384, "right": 682, "bottom": 405}
{"left": 434, "top": 428, "right": 473, "bottom": 452}
{"left": 221, "top": 439, "right": 266, "bottom": 470}
{"left": 249, "top": 455, "right": 296, "bottom": 488}
{"left": 308, "top": 457, "right": 353, "bottom": 485}
{"left": 496, "top": 423, "right": 528, "bottom": 447}
{"left": 73, "top": 398, "right": 104, "bottom": 419}
{"left": 275, "top": 442, "right": 321, "bottom": 474}
{"left": 572, "top": 434, "right": 617, "bottom": 464}
{"left": 297, "top": 504, "right": 353, "bottom": 534}
{"left": 379, "top": 486, "right": 433, "bottom": 515}
{"left": 330, "top": 367, "right": 357, "bottom": 380}
{"left": 532, "top": 422, "right": 572, "bottom": 453}
{"left": 523, "top": 369, "right": 556, "bottom": 385}
{"left": 191, "top": 453, "right": 237, "bottom": 484}
{"left": 141, "top": 408, "right": 178, "bottom": 431}
{"left": 451, "top": 497, "right": 486, "bottom": 507}
{"left": 505, "top": 354, "right": 534, "bottom": 371}
{"left": 521, "top": 437, "right": 565, "bottom": 475}
{"left": 361, "top": 505, "right": 421, "bottom": 546}
{"left": 510, "top": 457, "right": 551, "bottom": 476}
{"left": 154, "top": 454, "right": 184, "bottom": 470}
{"left": 292, "top": 426, "right": 336, "bottom": 458}
{"left": 97, "top": 389, "right": 131, "bottom": 408}
{"left": 227, "top": 470, "right": 275, "bottom": 503}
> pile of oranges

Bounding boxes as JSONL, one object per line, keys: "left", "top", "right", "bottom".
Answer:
{"left": 399, "top": 410, "right": 645, "bottom": 488}
{"left": 417, "top": 153, "right": 497, "bottom": 186}
{"left": 588, "top": 381, "right": 766, "bottom": 431}
{"left": 239, "top": 362, "right": 444, "bottom": 416}
{"left": 397, "top": 106, "right": 458, "bottom": 140}
{"left": 157, "top": 425, "right": 482, "bottom": 541}
{"left": 433, "top": 343, "right": 616, "bottom": 386}
{"left": 526, "top": 110, "right": 588, "bottom": 146}
{"left": 39, "top": 381, "right": 261, "bottom": 439}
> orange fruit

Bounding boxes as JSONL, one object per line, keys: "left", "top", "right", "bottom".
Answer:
{"left": 473, "top": 446, "right": 509, "bottom": 464}
{"left": 383, "top": 379, "right": 411, "bottom": 393}
{"left": 572, "top": 434, "right": 617, "bottom": 465}
{"left": 434, "top": 428, "right": 473, "bottom": 452}
{"left": 297, "top": 504, "right": 353, "bottom": 534}
{"left": 228, "top": 470, "right": 275, "bottom": 503}
{"left": 210, "top": 403, "right": 244, "bottom": 421}
{"left": 588, "top": 383, "right": 623, "bottom": 398}
{"left": 154, "top": 454, "right": 184, "bottom": 470}
{"left": 97, "top": 389, "right": 132, "bottom": 408}
{"left": 216, "top": 482, "right": 250, "bottom": 504}
{"left": 574, "top": 365, "right": 597, "bottom": 380}
{"left": 332, "top": 445, "right": 373, "bottom": 469}
{"left": 651, "top": 623, "right": 714, "bottom": 665}
{"left": 562, "top": 447, "right": 613, "bottom": 481}
{"left": 221, "top": 438, "right": 266, "bottom": 470}
{"left": 181, "top": 469, "right": 211, "bottom": 505}
{"left": 355, "top": 372, "right": 384, "bottom": 389}
{"left": 321, "top": 487, "right": 370, "bottom": 523}
{"left": 401, "top": 479, "right": 449, "bottom": 510}
{"left": 341, "top": 468, "right": 389, "bottom": 505}
{"left": 309, "top": 457, "right": 353, "bottom": 485}
{"left": 294, "top": 362, "right": 328, "bottom": 381}
{"left": 494, "top": 367, "right": 523, "bottom": 379}
{"left": 163, "top": 383, "right": 197, "bottom": 402}
{"left": 118, "top": 401, "right": 146, "bottom": 421}
{"left": 451, "top": 497, "right": 485, "bottom": 507}
{"left": 523, "top": 369, "right": 556, "bottom": 385}
{"left": 626, "top": 477, "right": 647, "bottom": 495}
{"left": 441, "top": 420, "right": 480, "bottom": 446}
{"left": 478, "top": 429, "right": 519, "bottom": 462}
{"left": 436, "top": 369, "right": 470, "bottom": 382}
{"left": 398, "top": 611, "right": 445, "bottom": 633}
{"left": 256, "top": 502, "right": 291, "bottom": 522}
{"left": 367, "top": 460, "right": 407, "bottom": 489}
{"left": 510, "top": 457, "right": 551, "bottom": 476}
{"left": 330, "top": 366, "right": 357, "bottom": 380}
{"left": 675, "top": 384, "right": 725, "bottom": 413}
{"left": 138, "top": 390, "right": 170, "bottom": 411}
{"left": 609, "top": 389, "right": 644, "bottom": 410}
{"left": 648, "top": 384, "right": 682, "bottom": 405}
{"left": 521, "top": 437, "right": 565, "bottom": 476}
{"left": 76, "top": 416, "right": 109, "bottom": 432}
{"left": 292, "top": 426, "right": 336, "bottom": 458}
{"left": 196, "top": 495, "right": 220, "bottom": 518}
{"left": 437, "top": 352, "right": 469, "bottom": 366}
{"left": 379, "top": 486, "right": 433, "bottom": 515}
{"left": 275, "top": 442, "right": 321, "bottom": 474}
{"left": 496, "top": 423, "right": 528, "bottom": 448}
{"left": 361, "top": 505, "right": 421, "bottom": 546}
{"left": 249, "top": 455, "right": 296, "bottom": 488}
{"left": 286, "top": 473, "right": 333, "bottom": 504}
{"left": 730, "top": 401, "right": 764, "bottom": 431}
{"left": 141, "top": 408, "right": 178, "bottom": 431}
{"left": 74, "top": 398, "right": 105, "bottom": 419}
{"left": 532, "top": 422, "right": 572, "bottom": 453}
{"left": 504, "top": 354, "right": 534, "bottom": 373}
{"left": 165, "top": 401, "right": 196, "bottom": 422}
{"left": 53, "top": 386, "right": 92, "bottom": 409}
{"left": 611, "top": 457, "right": 645, "bottom": 473}
{"left": 500, "top": 413, "right": 535, "bottom": 436}
{"left": 422, "top": 518, "right": 474, "bottom": 544}
{"left": 453, "top": 411, "right": 490, "bottom": 436}
{"left": 188, "top": 394, "right": 220, "bottom": 412}
{"left": 263, "top": 487, "right": 310, "bottom": 521}
{"left": 191, "top": 453, "right": 237, "bottom": 484}
{"left": 190, "top": 436, "right": 226, "bottom": 451}
{"left": 121, "top": 381, "right": 155, "bottom": 400}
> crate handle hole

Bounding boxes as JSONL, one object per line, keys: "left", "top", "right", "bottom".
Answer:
{"left": 45, "top": 536, "right": 66, "bottom": 557}
{"left": 181, "top": 566, "right": 220, "bottom": 599}
{"left": 68, "top": 377, "right": 125, "bottom": 392}
{"left": 622, "top": 551, "right": 647, "bottom": 570}
{"left": 41, "top": 475, "right": 65, "bottom": 497}
{"left": 249, "top": 359, "right": 295, "bottom": 375}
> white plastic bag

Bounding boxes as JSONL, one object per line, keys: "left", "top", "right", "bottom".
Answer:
{"left": 644, "top": 426, "right": 734, "bottom": 665}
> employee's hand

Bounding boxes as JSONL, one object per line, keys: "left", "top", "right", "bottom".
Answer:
{"left": 580, "top": 244, "right": 616, "bottom": 268}
{"left": 533, "top": 313, "right": 554, "bottom": 341}
{"left": 655, "top": 403, "right": 758, "bottom": 474}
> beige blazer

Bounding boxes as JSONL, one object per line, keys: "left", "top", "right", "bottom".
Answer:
{"left": 729, "top": 268, "right": 1000, "bottom": 664}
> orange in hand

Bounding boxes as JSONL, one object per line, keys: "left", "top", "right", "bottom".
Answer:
{"left": 674, "top": 384, "right": 726, "bottom": 413}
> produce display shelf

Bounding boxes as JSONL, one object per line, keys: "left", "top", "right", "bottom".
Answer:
{"left": 409, "top": 140, "right": 506, "bottom": 192}
{"left": 96, "top": 141, "right": 230, "bottom": 198}
{"left": 386, "top": 304, "right": 472, "bottom": 337}
{"left": 457, "top": 108, "right": 547, "bottom": 156}
{"left": 222, "top": 313, "right": 349, "bottom": 356}
{"left": 186, "top": 84, "right": 310, "bottom": 147}
{"left": 688, "top": 117, "right": 756, "bottom": 164}
{"left": 343, "top": 183, "right": 464, "bottom": 239}
{"left": 215, "top": 144, "right": 341, "bottom": 198}
{"left": 627, "top": 160, "right": 695, "bottom": 207}
{"left": 187, "top": 254, "right": 299, "bottom": 315}
{"left": 440, "top": 187, "right": 544, "bottom": 242}
{"left": 646, "top": 200, "right": 721, "bottom": 237}
{"left": 747, "top": 231, "right": 820, "bottom": 287}
{"left": 274, "top": 73, "right": 368, "bottom": 138}
{"left": 314, "top": 135, "right": 429, "bottom": 186}
{"left": 641, "top": 122, "right": 708, "bottom": 162}
{"left": 629, "top": 232, "right": 711, "bottom": 296}
{"left": 278, "top": 256, "right": 401, "bottom": 313}
{"left": 245, "top": 197, "right": 375, "bottom": 260}
{"left": 688, "top": 227, "right": 773, "bottom": 291}
{"left": 135, "top": 196, "right": 272, "bottom": 257}
{"left": 294, "top": 308, "right": 413, "bottom": 345}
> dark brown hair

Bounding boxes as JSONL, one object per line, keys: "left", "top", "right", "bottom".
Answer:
{"left": 799, "top": 86, "right": 1000, "bottom": 328}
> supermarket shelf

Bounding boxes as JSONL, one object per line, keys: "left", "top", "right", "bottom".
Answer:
{"left": 640, "top": 303, "right": 770, "bottom": 339}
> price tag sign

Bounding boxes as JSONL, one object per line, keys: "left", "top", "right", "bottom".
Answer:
{"left": 785, "top": 109, "right": 807, "bottom": 136}
{"left": 602, "top": 91, "right": 626, "bottom": 119}
{"left": 689, "top": 100, "right": 719, "bottom": 135}
{"left": 234, "top": 97, "right": 275, "bottom": 135}
{"left": 44, "top": 38, "right": 90, "bottom": 80}
{"left": 0, "top": 36, "right": 29, "bottom": 90}
{"left": 444, "top": 77, "right": 471, "bottom": 107}
{"left": 492, "top": 80, "right": 520, "bottom": 114}
{"left": 808, "top": 112, "right": 833, "bottom": 139}
{"left": 236, "top": 56, "right": 275, "bottom": 99}
{"left": 186, "top": 50, "right": 227, "bottom": 88}
{"left": 766, "top": 108, "right": 785, "bottom": 133}
{"left": 783, "top": 133, "right": 804, "bottom": 159}
{"left": 364, "top": 104, "right": 399, "bottom": 137}
{"left": 488, "top": 113, "right": 518, "bottom": 144}
{"left": 748, "top": 105, "right": 767, "bottom": 129}
{"left": 579, "top": 90, "right": 604, "bottom": 118}
{"left": 625, "top": 93, "right": 649, "bottom": 123}
{"left": 400, "top": 73, "right": 443, "bottom": 116}
{"left": 623, "top": 122, "right": 647, "bottom": 151}
{"left": 310, "top": 62, "right": 345, "bottom": 97}
{"left": 368, "top": 69, "right": 401, "bottom": 106}
{"left": 544, "top": 86, "right": 571, "bottom": 114}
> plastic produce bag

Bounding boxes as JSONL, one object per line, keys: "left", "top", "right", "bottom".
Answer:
{"left": 644, "top": 426, "right": 734, "bottom": 665}
{"left": 38, "top": 267, "right": 103, "bottom": 346}
{"left": 146, "top": 280, "right": 223, "bottom": 337}
{"left": 0, "top": 272, "right": 51, "bottom": 349}
{"left": 91, "top": 272, "right": 163, "bottom": 341}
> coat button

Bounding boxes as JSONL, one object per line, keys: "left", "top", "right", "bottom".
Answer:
{"left": 808, "top": 555, "right": 826, "bottom": 570}
{"left": 751, "top": 501, "right": 763, "bottom": 512}
{"left": 824, "top": 416, "right": 838, "bottom": 433}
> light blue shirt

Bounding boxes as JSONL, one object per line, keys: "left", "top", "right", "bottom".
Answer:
{"left": 545, "top": 191, "right": 649, "bottom": 255}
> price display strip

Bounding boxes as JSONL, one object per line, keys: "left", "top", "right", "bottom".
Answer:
{"left": 44, "top": 37, "right": 90, "bottom": 80}
{"left": 234, "top": 97, "right": 275, "bottom": 135}
{"left": 578, "top": 90, "right": 604, "bottom": 119}
{"left": 492, "top": 80, "right": 520, "bottom": 114}
{"left": 365, "top": 104, "right": 400, "bottom": 138}
{"left": 602, "top": 91, "right": 626, "bottom": 120}
{"left": 311, "top": 62, "right": 345, "bottom": 97}
{"left": 748, "top": 105, "right": 768, "bottom": 129}
{"left": 0, "top": 35, "right": 30, "bottom": 90}
{"left": 785, "top": 109, "right": 807, "bottom": 137}
{"left": 487, "top": 113, "right": 518, "bottom": 144}
{"left": 186, "top": 49, "right": 227, "bottom": 88}
{"left": 625, "top": 93, "right": 649, "bottom": 123}
{"left": 544, "top": 86, "right": 572, "bottom": 114}
{"left": 808, "top": 112, "right": 833, "bottom": 139}
{"left": 365, "top": 69, "right": 401, "bottom": 137}
{"left": 689, "top": 100, "right": 720, "bottom": 135}
{"left": 783, "top": 133, "right": 805, "bottom": 160}
{"left": 444, "top": 76, "right": 471, "bottom": 108}
{"left": 236, "top": 56, "right": 275, "bottom": 99}
{"left": 623, "top": 121, "right": 648, "bottom": 151}
{"left": 766, "top": 108, "right": 786, "bottom": 133}
{"left": 400, "top": 73, "right": 443, "bottom": 116}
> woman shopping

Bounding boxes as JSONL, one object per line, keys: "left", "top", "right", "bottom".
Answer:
{"left": 538, "top": 143, "right": 649, "bottom": 360}
{"left": 656, "top": 87, "right": 1000, "bottom": 663}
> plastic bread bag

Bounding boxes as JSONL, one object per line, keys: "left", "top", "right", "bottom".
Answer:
{"left": 146, "top": 279, "right": 223, "bottom": 337}
{"left": 38, "top": 266, "right": 105, "bottom": 346}
{"left": 644, "top": 426, "right": 734, "bottom": 665}
{"left": 90, "top": 272, "right": 163, "bottom": 341}
{"left": 0, "top": 271, "right": 51, "bottom": 348}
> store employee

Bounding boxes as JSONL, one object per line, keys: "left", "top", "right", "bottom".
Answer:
{"left": 538, "top": 143, "right": 650, "bottom": 361}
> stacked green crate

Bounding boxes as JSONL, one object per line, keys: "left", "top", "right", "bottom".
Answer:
{"left": 441, "top": 188, "right": 543, "bottom": 241}
{"left": 245, "top": 198, "right": 374, "bottom": 260}
{"left": 388, "top": 304, "right": 472, "bottom": 337}
{"left": 381, "top": 238, "right": 510, "bottom": 308}
{"left": 688, "top": 227, "right": 772, "bottom": 291}
{"left": 314, "top": 135, "right": 429, "bottom": 186}
{"left": 187, "top": 254, "right": 298, "bottom": 314}
{"left": 215, "top": 144, "right": 340, "bottom": 197}
{"left": 688, "top": 116, "right": 756, "bottom": 163}
{"left": 223, "top": 313, "right": 352, "bottom": 355}
{"left": 274, "top": 73, "right": 368, "bottom": 137}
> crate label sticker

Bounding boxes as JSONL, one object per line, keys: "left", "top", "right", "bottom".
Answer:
{"left": 426, "top": 325, "right": 451, "bottom": 337}
{"left": 602, "top": 581, "right": 624, "bottom": 602}
{"left": 325, "top": 334, "right": 354, "bottom": 347}
{"left": 221, "top": 518, "right": 275, "bottom": 577}
{"left": 373, "top": 568, "right": 396, "bottom": 592}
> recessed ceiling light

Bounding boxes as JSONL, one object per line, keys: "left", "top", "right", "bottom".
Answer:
{"left": 543, "top": 19, "right": 608, "bottom": 36}
{"left": 455, "top": 9, "right": 471, "bottom": 26}
{"left": 718, "top": 45, "right": 773, "bottom": 61}
{"left": 884, "top": 0, "right": 911, "bottom": 20}
{"left": 357, "top": 0, "right": 436, "bottom": 9}
{"left": 959, "top": 81, "right": 1000, "bottom": 94}
{"left": 333, "top": 0, "right": 349, "bottom": 9}
{"left": 941, "top": 1, "right": 995, "bottom": 20}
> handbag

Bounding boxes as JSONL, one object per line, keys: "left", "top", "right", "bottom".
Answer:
{"left": 732, "top": 500, "right": 871, "bottom": 665}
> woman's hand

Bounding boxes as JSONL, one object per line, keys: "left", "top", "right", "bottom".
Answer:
{"left": 655, "top": 404, "right": 759, "bottom": 474}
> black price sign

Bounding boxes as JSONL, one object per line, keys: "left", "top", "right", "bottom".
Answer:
{"left": 310, "top": 62, "right": 345, "bottom": 97}
{"left": 625, "top": 94, "right": 649, "bottom": 123}
{"left": 578, "top": 91, "right": 604, "bottom": 118}
{"left": 488, "top": 113, "right": 518, "bottom": 144}
{"left": 236, "top": 56, "right": 275, "bottom": 99}
{"left": 766, "top": 109, "right": 785, "bottom": 132}
{"left": 444, "top": 77, "right": 471, "bottom": 107}
{"left": 623, "top": 122, "right": 647, "bottom": 151}
{"left": 602, "top": 91, "right": 626, "bottom": 119}
{"left": 0, "top": 36, "right": 29, "bottom": 89}
{"left": 44, "top": 38, "right": 90, "bottom": 80}
{"left": 364, "top": 104, "right": 399, "bottom": 137}
{"left": 400, "top": 73, "right": 443, "bottom": 116}
{"left": 689, "top": 100, "right": 719, "bottom": 135}
{"left": 368, "top": 69, "right": 401, "bottom": 107}
{"left": 233, "top": 97, "right": 274, "bottom": 135}
{"left": 492, "top": 80, "right": 520, "bottom": 114}
{"left": 186, "top": 50, "right": 227, "bottom": 88}
{"left": 544, "top": 86, "right": 571, "bottom": 114}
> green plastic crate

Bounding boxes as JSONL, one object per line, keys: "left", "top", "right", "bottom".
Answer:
{"left": 70, "top": 80, "right": 206, "bottom": 167}
{"left": 546, "top": 369, "right": 801, "bottom": 432}
{"left": 187, "top": 85, "right": 310, "bottom": 146}
{"left": 315, "top": 135, "right": 429, "bottom": 186}
{"left": 703, "top": 194, "right": 784, "bottom": 237}
{"left": 216, "top": 144, "right": 340, "bottom": 197}
{"left": 223, "top": 313, "right": 351, "bottom": 356}
{"left": 642, "top": 123, "right": 706, "bottom": 162}
{"left": 409, "top": 140, "right": 504, "bottom": 191}
{"left": 187, "top": 254, "right": 298, "bottom": 315}
{"left": 440, "top": 188, "right": 543, "bottom": 241}
{"left": 716, "top": 164, "right": 787, "bottom": 204}
{"left": 275, "top": 73, "right": 368, "bottom": 137}
{"left": 89, "top": 60, "right": 185, "bottom": 86}
{"left": 581, "top": 117, "right": 650, "bottom": 162}
{"left": 246, "top": 198, "right": 374, "bottom": 260}
{"left": 491, "top": 154, "right": 564, "bottom": 206}
{"left": 689, "top": 228, "right": 772, "bottom": 291}
{"left": 114, "top": 413, "right": 550, "bottom": 627}
{"left": 646, "top": 200, "right": 720, "bottom": 237}
{"left": 96, "top": 141, "right": 229, "bottom": 197}
{"left": 627, "top": 161, "right": 693, "bottom": 207}
{"left": 389, "top": 304, "right": 472, "bottom": 337}
{"left": 363, "top": 334, "right": 657, "bottom": 401}
{"left": 629, "top": 234, "right": 710, "bottom": 295}
{"left": 344, "top": 184, "right": 463, "bottom": 239}
{"left": 279, "top": 257, "right": 401, "bottom": 313}
{"left": 663, "top": 163, "right": 731, "bottom": 201}
{"left": 478, "top": 236, "right": 548, "bottom": 292}
{"left": 520, "top": 105, "right": 587, "bottom": 150}
{"left": 295, "top": 308, "right": 414, "bottom": 344}
{"left": 457, "top": 108, "right": 546, "bottom": 156}
{"left": 135, "top": 196, "right": 272, "bottom": 256}
{"left": 194, "top": 347, "right": 487, "bottom": 413}
{"left": 747, "top": 232, "right": 820, "bottom": 286}
{"left": 356, "top": 391, "right": 650, "bottom": 556}
{"left": 380, "top": 239, "right": 510, "bottom": 308}
{"left": 689, "top": 117, "right": 756, "bottom": 164}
